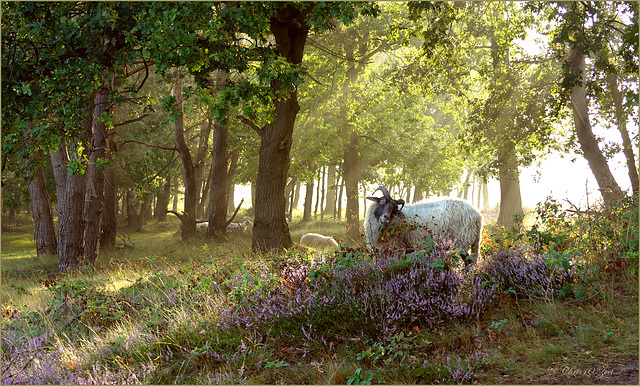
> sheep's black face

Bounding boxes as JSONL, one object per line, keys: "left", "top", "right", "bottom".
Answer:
{"left": 367, "top": 196, "right": 405, "bottom": 226}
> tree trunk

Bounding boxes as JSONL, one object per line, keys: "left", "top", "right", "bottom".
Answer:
{"left": 51, "top": 139, "right": 88, "bottom": 273}
{"left": 228, "top": 184, "right": 235, "bottom": 215}
{"left": 324, "top": 164, "right": 337, "bottom": 216}
{"left": 251, "top": 12, "right": 309, "bottom": 251}
{"left": 29, "top": 164, "right": 57, "bottom": 257}
{"left": 195, "top": 120, "right": 213, "bottom": 219}
{"left": 171, "top": 67, "right": 197, "bottom": 239}
{"left": 344, "top": 132, "right": 361, "bottom": 243}
{"left": 414, "top": 184, "right": 424, "bottom": 203}
{"left": 337, "top": 175, "right": 344, "bottom": 220}
{"left": 100, "top": 129, "right": 117, "bottom": 248}
{"left": 198, "top": 168, "right": 211, "bottom": 219}
{"left": 287, "top": 178, "right": 296, "bottom": 220}
{"left": 293, "top": 181, "right": 301, "bottom": 210}
{"left": 606, "top": 73, "right": 638, "bottom": 194}
{"left": 126, "top": 190, "right": 135, "bottom": 227}
{"left": 314, "top": 168, "right": 321, "bottom": 220}
{"left": 135, "top": 195, "right": 152, "bottom": 232}
{"left": 84, "top": 88, "right": 110, "bottom": 264}
{"left": 285, "top": 178, "right": 295, "bottom": 218}
{"left": 482, "top": 180, "right": 489, "bottom": 209}
{"left": 569, "top": 50, "right": 623, "bottom": 203}
{"left": 250, "top": 181, "right": 256, "bottom": 210}
{"left": 303, "top": 179, "right": 314, "bottom": 222}
{"left": 207, "top": 70, "right": 232, "bottom": 237}
{"left": 226, "top": 150, "right": 239, "bottom": 214}
{"left": 155, "top": 175, "right": 171, "bottom": 222}
{"left": 497, "top": 149, "right": 523, "bottom": 228}
{"left": 320, "top": 166, "right": 326, "bottom": 220}
{"left": 208, "top": 120, "right": 230, "bottom": 237}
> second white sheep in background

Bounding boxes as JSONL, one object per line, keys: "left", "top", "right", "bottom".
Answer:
{"left": 364, "top": 186, "right": 483, "bottom": 263}
{"left": 300, "top": 233, "right": 339, "bottom": 252}
{"left": 227, "top": 220, "right": 253, "bottom": 233}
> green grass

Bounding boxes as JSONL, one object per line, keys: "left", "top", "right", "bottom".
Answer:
{"left": 1, "top": 207, "right": 638, "bottom": 385}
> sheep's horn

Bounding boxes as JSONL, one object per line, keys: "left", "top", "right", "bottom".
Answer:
{"left": 374, "top": 185, "right": 391, "bottom": 198}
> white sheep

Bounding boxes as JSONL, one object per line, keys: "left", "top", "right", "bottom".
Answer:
{"left": 300, "top": 233, "right": 339, "bottom": 251}
{"left": 364, "top": 186, "right": 483, "bottom": 263}
{"left": 227, "top": 220, "right": 253, "bottom": 233}
{"left": 195, "top": 220, "right": 253, "bottom": 235}
{"left": 195, "top": 222, "right": 209, "bottom": 235}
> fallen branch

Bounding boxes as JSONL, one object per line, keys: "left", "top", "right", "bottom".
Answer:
{"left": 225, "top": 198, "right": 244, "bottom": 227}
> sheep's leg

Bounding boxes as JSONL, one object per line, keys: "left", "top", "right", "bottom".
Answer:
{"left": 470, "top": 240, "right": 479, "bottom": 264}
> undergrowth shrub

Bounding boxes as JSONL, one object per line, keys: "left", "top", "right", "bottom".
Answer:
{"left": 218, "top": 241, "right": 496, "bottom": 345}
{"left": 480, "top": 247, "right": 576, "bottom": 300}
{"left": 0, "top": 332, "right": 156, "bottom": 384}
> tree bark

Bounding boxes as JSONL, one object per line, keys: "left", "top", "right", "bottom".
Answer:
{"left": 314, "top": 168, "right": 321, "bottom": 220}
{"left": 100, "top": 128, "right": 117, "bottom": 248}
{"left": 155, "top": 175, "right": 171, "bottom": 222}
{"left": 606, "top": 73, "right": 638, "bottom": 194}
{"left": 344, "top": 132, "right": 361, "bottom": 242}
{"left": 226, "top": 150, "right": 239, "bottom": 214}
{"left": 324, "top": 164, "right": 337, "bottom": 216}
{"left": 84, "top": 87, "right": 110, "bottom": 264}
{"left": 497, "top": 149, "right": 523, "bottom": 228}
{"left": 198, "top": 167, "right": 211, "bottom": 218}
{"left": 569, "top": 49, "right": 623, "bottom": 203}
{"left": 208, "top": 122, "right": 230, "bottom": 236}
{"left": 171, "top": 67, "right": 197, "bottom": 239}
{"left": 303, "top": 179, "right": 314, "bottom": 222}
{"left": 293, "top": 181, "right": 301, "bottom": 211}
{"left": 207, "top": 70, "right": 231, "bottom": 238}
{"left": 337, "top": 174, "right": 344, "bottom": 220}
{"left": 51, "top": 139, "right": 89, "bottom": 273}
{"left": 29, "top": 164, "right": 57, "bottom": 257}
{"left": 251, "top": 11, "right": 309, "bottom": 251}
{"left": 195, "top": 120, "right": 213, "bottom": 219}
{"left": 482, "top": 180, "right": 489, "bottom": 209}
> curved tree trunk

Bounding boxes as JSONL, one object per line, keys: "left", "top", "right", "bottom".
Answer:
{"left": 251, "top": 11, "right": 309, "bottom": 251}
{"left": 606, "top": 73, "right": 638, "bottom": 194}
{"left": 84, "top": 87, "right": 110, "bottom": 263}
{"left": 29, "top": 163, "right": 57, "bottom": 257}
{"left": 569, "top": 49, "right": 623, "bottom": 204}
{"left": 171, "top": 67, "right": 197, "bottom": 240}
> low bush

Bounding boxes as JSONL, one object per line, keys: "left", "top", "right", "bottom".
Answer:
{"left": 480, "top": 247, "right": 576, "bottom": 300}
{"left": 218, "top": 241, "right": 497, "bottom": 346}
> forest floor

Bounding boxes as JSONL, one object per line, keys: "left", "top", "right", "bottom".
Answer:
{"left": 1, "top": 206, "right": 638, "bottom": 384}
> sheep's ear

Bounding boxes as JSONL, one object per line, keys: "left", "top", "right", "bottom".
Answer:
{"left": 366, "top": 196, "right": 382, "bottom": 202}
{"left": 395, "top": 199, "right": 405, "bottom": 211}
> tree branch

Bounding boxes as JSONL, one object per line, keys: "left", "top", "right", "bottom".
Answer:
{"left": 117, "top": 139, "right": 178, "bottom": 151}
{"left": 113, "top": 114, "right": 149, "bottom": 128}
{"left": 145, "top": 151, "right": 178, "bottom": 184}
{"left": 225, "top": 198, "right": 244, "bottom": 227}
{"left": 238, "top": 115, "right": 262, "bottom": 134}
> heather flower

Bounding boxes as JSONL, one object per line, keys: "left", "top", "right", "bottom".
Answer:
{"left": 218, "top": 240, "right": 496, "bottom": 343}
{"left": 480, "top": 247, "right": 576, "bottom": 299}
{"left": 1, "top": 332, "right": 155, "bottom": 384}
